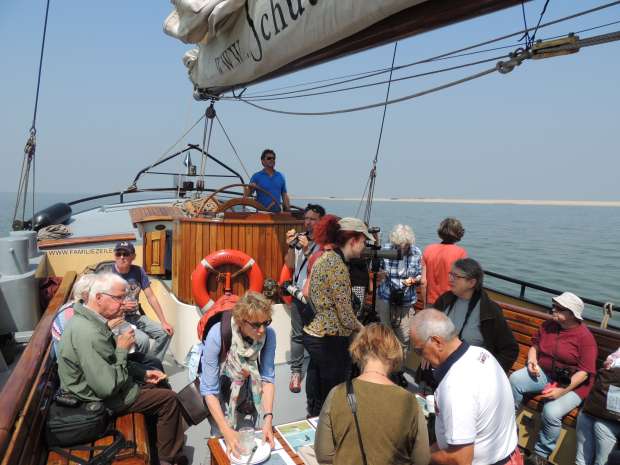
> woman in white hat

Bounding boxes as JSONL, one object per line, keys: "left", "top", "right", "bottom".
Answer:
{"left": 509, "top": 292, "right": 597, "bottom": 465}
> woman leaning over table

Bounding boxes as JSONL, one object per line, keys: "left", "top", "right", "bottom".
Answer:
{"left": 509, "top": 292, "right": 597, "bottom": 465}
{"left": 304, "top": 215, "right": 372, "bottom": 417}
{"left": 200, "top": 291, "right": 276, "bottom": 458}
{"left": 314, "top": 324, "right": 430, "bottom": 465}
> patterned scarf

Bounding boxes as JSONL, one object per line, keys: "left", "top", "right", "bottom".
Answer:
{"left": 222, "top": 318, "right": 265, "bottom": 428}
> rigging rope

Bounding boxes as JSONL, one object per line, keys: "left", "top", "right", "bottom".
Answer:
{"left": 197, "top": 104, "right": 216, "bottom": 195}
{"left": 235, "top": 28, "right": 620, "bottom": 117}
{"left": 37, "top": 224, "right": 71, "bottom": 241}
{"left": 12, "top": 0, "right": 51, "bottom": 230}
{"left": 363, "top": 42, "right": 398, "bottom": 225}
{"left": 232, "top": 55, "right": 506, "bottom": 102}
{"left": 215, "top": 114, "right": 251, "bottom": 179}
{"left": 230, "top": 1, "right": 620, "bottom": 100}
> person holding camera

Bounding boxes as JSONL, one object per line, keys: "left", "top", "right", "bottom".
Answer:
{"left": 376, "top": 224, "right": 424, "bottom": 352}
{"left": 509, "top": 292, "right": 597, "bottom": 465}
{"left": 303, "top": 215, "right": 374, "bottom": 417}
{"left": 283, "top": 203, "right": 325, "bottom": 393}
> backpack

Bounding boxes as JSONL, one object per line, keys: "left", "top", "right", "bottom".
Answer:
{"left": 196, "top": 294, "right": 239, "bottom": 363}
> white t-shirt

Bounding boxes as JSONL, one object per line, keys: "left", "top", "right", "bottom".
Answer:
{"left": 435, "top": 345, "right": 517, "bottom": 465}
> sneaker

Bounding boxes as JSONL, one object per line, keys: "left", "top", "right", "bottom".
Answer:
{"left": 289, "top": 372, "right": 302, "bottom": 393}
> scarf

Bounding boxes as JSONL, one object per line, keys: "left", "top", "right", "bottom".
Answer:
{"left": 222, "top": 318, "right": 265, "bottom": 428}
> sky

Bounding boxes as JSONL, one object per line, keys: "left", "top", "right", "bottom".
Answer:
{"left": 1, "top": 0, "right": 619, "bottom": 201}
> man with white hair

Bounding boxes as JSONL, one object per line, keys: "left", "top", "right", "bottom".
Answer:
{"left": 57, "top": 273, "right": 187, "bottom": 465}
{"left": 410, "top": 309, "right": 521, "bottom": 465}
{"left": 376, "top": 224, "right": 424, "bottom": 351}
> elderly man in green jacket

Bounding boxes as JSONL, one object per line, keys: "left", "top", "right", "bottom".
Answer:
{"left": 57, "top": 272, "right": 187, "bottom": 465}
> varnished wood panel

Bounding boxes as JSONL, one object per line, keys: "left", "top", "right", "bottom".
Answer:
{"left": 144, "top": 230, "right": 166, "bottom": 275}
{"left": 173, "top": 216, "right": 303, "bottom": 305}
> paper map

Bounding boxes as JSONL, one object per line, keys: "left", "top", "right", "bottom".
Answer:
{"left": 274, "top": 420, "right": 316, "bottom": 452}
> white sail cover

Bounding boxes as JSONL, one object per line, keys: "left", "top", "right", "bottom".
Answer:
{"left": 164, "top": 0, "right": 428, "bottom": 92}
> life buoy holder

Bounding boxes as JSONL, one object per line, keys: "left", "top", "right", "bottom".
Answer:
{"left": 278, "top": 264, "right": 293, "bottom": 305}
{"left": 191, "top": 249, "right": 264, "bottom": 311}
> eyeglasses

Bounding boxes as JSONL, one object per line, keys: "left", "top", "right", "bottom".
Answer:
{"left": 448, "top": 271, "right": 468, "bottom": 280}
{"left": 244, "top": 319, "right": 272, "bottom": 329}
{"left": 101, "top": 292, "right": 126, "bottom": 303}
{"left": 115, "top": 252, "right": 131, "bottom": 258}
{"left": 264, "top": 157, "right": 275, "bottom": 161}
{"left": 412, "top": 336, "right": 431, "bottom": 356}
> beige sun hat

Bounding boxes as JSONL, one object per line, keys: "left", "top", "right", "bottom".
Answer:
{"left": 338, "top": 217, "right": 375, "bottom": 244}
{"left": 552, "top": 292, "right": 584, "bottom": 320}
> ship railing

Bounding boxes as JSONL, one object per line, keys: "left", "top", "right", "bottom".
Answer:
{"left": 484, "top": 269, "right": 617, "bottom": 329}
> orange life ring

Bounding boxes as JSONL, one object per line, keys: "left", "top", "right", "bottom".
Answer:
{"left": 191, "top": 249, "right": 264, "bottom": 311}
{"left": 278, "top": 264, "right": 293, "bottom": 304}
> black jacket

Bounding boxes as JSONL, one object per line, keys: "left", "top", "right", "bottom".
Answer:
{"left": 434, "top": 290, "right": 519, "bottom": 372}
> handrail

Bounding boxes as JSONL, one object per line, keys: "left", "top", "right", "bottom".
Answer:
{"left": 0, "top": 271, "right": 76, "bottom": 459}
{"left": 484, "top": 269, "right": 617, "bottom": 311}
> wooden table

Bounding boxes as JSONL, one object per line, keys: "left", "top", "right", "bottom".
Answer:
{"left": 208, "top": 430, "right": 305, "bottom": 465}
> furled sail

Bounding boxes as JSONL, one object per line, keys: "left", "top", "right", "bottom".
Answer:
{"left": 165, "top": 0, "right": 428, "bottom": 94}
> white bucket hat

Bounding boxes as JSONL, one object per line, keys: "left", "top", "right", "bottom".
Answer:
{"left": 552, "top": 292, "right": 584, "bottom": 320}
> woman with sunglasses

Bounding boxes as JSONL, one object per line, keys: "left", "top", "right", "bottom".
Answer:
{"left": 433, "top": 258, "right": 518, "bottom": 373}
{"left": 303, "top": 215, "right": 374, "bottom": 417}
{"left": 200, "top": 292, "right": 276, "bottom": 458}
{"left": 509, "top": 292, "right": 597, "bottom": 465}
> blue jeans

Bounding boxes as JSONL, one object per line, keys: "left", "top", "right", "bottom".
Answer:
{"left": 576, "top": 411, "right": 620, "bottom": 465}
{"left": 509, "top": 366, "right": 582, "bottom": 458}
{"left": 125, "top": 313, "right": 171, "bottom": 361}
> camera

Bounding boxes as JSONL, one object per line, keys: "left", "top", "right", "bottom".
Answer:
{"left": 554, "top": 367, "right": 573, "bottom": 387}
{"left": 360, "top": 227, "right": 402, "bottom": 261}
{"left": 289, "top": 231, "right": 308, "bottom": 250}
{"left": 281, "top": 280, "right": 307, "bottom": 304}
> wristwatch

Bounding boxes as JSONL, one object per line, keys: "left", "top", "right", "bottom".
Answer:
{"left": 263, "top": 412, "right": 273, "bottom": 420}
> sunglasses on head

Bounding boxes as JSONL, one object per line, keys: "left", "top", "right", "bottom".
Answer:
{"left": 244, "top": 319, "right": 272, "bottom": 329}
{"left": 115, "top": 251, "right": 131, "bottom": 257}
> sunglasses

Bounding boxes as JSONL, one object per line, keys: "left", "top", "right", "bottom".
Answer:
{"left": 115, "top": 251, "right": 131, "bottom": 258}
{"left": 264, "top": 157, "right": 275, "bottom": 161}
{"left": 412, "top": 336, "right": 431, "bottom": 356}
{"left": 244, "top": 319, "right": 272, "bottom": 329}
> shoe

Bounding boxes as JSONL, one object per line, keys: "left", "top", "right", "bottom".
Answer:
{"left": 524, "top": 453, "right": 548, "bottom": 465}
{"left": 289, "top": 372, "right": 302, "bottom": 393}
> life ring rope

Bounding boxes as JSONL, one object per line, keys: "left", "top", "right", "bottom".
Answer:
{"left": 192, "top": 249, "right": 264, "bottom": 310}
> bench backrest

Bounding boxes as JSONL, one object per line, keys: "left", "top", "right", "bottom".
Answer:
{"left": 0, "top": 272, "right": 76, "bottom": 465}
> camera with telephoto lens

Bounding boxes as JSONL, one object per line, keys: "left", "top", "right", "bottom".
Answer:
{"left": 281, "top": 280, "right": 307, "bottom": 304}
{"left": 289, "top": 231, "right": 309, "bottom": 250}
{"left": 554, "top": 367, "right": 574, "bottom": 387}
{"left": 360, "top": 227, "right": 402, "bottom": 262}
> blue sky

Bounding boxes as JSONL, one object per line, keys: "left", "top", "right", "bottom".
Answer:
{"left": 1, "top": 1, "right": 619, "bottom": 200}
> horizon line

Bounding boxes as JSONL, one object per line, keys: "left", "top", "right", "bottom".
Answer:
{"left": 292, "top": 196, "right": 620, "bottom": 208}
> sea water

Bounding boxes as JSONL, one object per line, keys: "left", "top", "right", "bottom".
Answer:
{"left": 1, "top": 193, "right": 618, "bottom": 322}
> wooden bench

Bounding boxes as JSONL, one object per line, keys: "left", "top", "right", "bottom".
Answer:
{"left": 502, "top": 302, "right": 617, "bottom": 427}
{"left": 0, "top": 272, "right": 152, "bottom": 465}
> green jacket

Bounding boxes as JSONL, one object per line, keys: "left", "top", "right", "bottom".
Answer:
{"left": 57, "top": 303, "right": 145, "bottom": 411}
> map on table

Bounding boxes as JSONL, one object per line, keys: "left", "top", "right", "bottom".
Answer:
{"left": 261, "top": 450, "right": 297, "bottom": 465}
{"left": 274, "top": 420, "right": 316, "bottom": 452}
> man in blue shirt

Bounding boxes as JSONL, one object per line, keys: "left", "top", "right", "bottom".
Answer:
{"left": 249, "top": 149, "right": 290, "bottom": 212}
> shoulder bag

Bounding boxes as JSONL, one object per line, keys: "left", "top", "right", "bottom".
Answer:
{"left": 346, "top": 379, "right": 369, "bottom": 465}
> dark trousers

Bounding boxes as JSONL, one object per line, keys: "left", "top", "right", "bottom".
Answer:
{"left": 303, "top": 333, "right": 352, "bottom": 417}
{"left": 126, "top": 385, "right": 186, "bottom": 463}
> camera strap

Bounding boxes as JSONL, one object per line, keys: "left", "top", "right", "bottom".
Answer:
{"left": 346, "top": 379, "right": 369, "bottom": 465}
{"left": 294, "top": 243, "right": 317, "bottom": 283}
